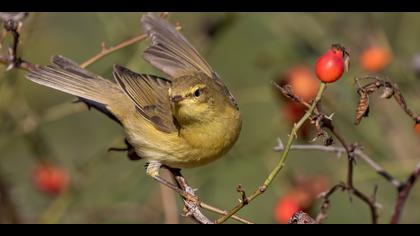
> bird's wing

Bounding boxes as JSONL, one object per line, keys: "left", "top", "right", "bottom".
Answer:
{"left": 141, "top": 12, "right": 214, "bottom": 78}
{"left": 141, "top": 12, "right": 239, "bottom": 110}
{"left": 113, "top": 64, "right": 177, "bottom": 133}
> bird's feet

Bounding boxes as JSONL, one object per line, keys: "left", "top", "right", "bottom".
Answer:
{"left": 145, "top": 161, "right": 196, "bottom": 202}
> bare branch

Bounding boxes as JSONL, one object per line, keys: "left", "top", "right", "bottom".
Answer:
{"left": 354, "top": 76, "right": 419, "bottom": 124}
{"left": 274, "top": 142, "right": 402, "bottom": 189}
{"left": 390, "top": 163, "right": 420, "bottom": 224}
{"left": 275, "top": 79, "right": 380, "bottom": 224}
{"left": 167, "top": 168, "right": 254, "bottom": 224}
{"left": 79, "top": 23, "right": 182, "bottom": 69}
{"left": 315, "top": 183, "right": 346, "bottom": 223}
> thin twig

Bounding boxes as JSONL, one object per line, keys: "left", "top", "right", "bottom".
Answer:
{"left": 315, "top": 183, "right": 346, "bottom": 223}
{"left": 390, "top": 163, "right": 420, "bottom": 224}
{"left": 354, "top": 76, "right": 419, "bottom": 124}
{"left": 328, "top": 125, "right": 380, "bottom": 224}
{"left": 79, "top": 26, "right": 182, "bottom": 69}
{"left": 275, "top": 79, "right": 380, "bottom": 224}
{"left": 167, "top": 168, "right": 253, "bottom": 224}
{"left": 273, "top": 143, "right": 402, "bottom": 189}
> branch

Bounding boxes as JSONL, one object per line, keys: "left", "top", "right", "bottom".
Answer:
{"left": 354, "top": 76, "right": 419, "bottom": 125}
{"left": 273, "top": 142, "right": 402, "bottom": 189}
{"left": 275, "top": 80, "right": 380, "bottom": 224}
{"left": 79, "top": 24, "right": 182, "bottom": 69}
{"left": 390, "top": 163, "right": 420, "bottom": 224}
{"left": 167, "top": 168, "right": 254, "bottom": 224}
{"left": 324, "top": 118, "right": 380, "bottom": 224}
{"left": 214, "top": 82, "right": 327, "bottom": 224}
{"left": 315, "top": 183, "right": 346, "bottom": 223}
{"left": 0, "top": 14, "right": 34, "bottom": 71}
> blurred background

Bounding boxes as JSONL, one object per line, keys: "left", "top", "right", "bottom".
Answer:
{"left": 0, "top": 12, "right": 420, "bottom": 224}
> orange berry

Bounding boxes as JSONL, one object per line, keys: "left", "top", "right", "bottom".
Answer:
{"left": 360, "top": 46, "right": 392, "bottom": 73}
{"left": 288, "top": 66, "right": 320, "bottom": 102}
{"left": 282, "top": 102, "right": 305, "bottom": 123}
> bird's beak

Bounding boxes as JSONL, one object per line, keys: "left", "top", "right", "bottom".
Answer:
{"left": 171, "top": 95, "right": 184, "bottom": 103}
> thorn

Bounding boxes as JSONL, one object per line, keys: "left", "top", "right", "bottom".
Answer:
{"left": 325, "top": 113, "right": 335, "bottom": 120}
{"left": 101, "top": 42, "right": 107, "bottom": 51}
{"left": 291, "top": 124, "right": 298, "bottom": 138}
{"left": 5, "top": 63, "right": 14, "bottom": 71}
{"left": 347, "top": 190, "right": 353, "bottom": 203}
{"left": 310, "top": 136, "right": 318, "bottom": 142}
{"left": 276, "top": 138, "right": 284, "bottom": 150}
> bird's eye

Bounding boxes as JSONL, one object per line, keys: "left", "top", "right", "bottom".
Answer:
{"left": 194, "top": 88, "right": 201, "bottom": 97}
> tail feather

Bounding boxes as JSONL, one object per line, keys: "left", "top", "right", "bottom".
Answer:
{"left": 26, "top": 55, "right": 117, "bottom": 104}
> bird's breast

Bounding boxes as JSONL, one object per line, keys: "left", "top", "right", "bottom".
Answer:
{"left": 175, "top": 107, "right": 242, "bottom": 167}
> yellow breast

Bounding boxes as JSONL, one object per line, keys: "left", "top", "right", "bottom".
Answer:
{"left": 169, "top": 104, "right": 242, "bottom": 168}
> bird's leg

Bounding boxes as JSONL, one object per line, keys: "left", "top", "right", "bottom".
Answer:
{"left": 146, "top": 161, "right": 196, "bottom": 201}
{"left": 108, "top": 138, "right": 142, "bottom": 161}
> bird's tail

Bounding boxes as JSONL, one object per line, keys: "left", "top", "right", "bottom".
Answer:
{"left": 26, "top": 55, "right": 118, "bottom": 104}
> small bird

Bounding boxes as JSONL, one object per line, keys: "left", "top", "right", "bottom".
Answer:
{"left": 26, "top": 13, "right": 242, "bottom": 190}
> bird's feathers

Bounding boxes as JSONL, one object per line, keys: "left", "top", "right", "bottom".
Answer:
{"left": 113, "top": 65, "right": 177, "bottom": 133}
{"left": 26, "top": 55, "right": 118, "bottom": 104}
{"left": 141, "top": 12, "right": 239, "bottom": 110}
{"left": 141, "top": 12, "right": 214, "bottom": 79}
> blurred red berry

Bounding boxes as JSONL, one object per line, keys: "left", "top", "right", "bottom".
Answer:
{"left": 315, "top": 44, "right": 347, "bottom": 83}
{"left": 282, "top": 102, "right": 311, "bottom": 140}
{"left": 282, "top": 102, "right": 305, "bottom": 123}
{"left": 415, "top": 123, "right": 420, "bottom": 135}
{"left": 33, "top": 165, "right": 69, "bottom": 196}
{"left": 274, "top": 195, "right": 301, "bottom": 224}
{"left": 360, "top": 46, "right": 391, "bottom": 73}
{"left": 287, "top": 65, "right": 320, "bottom": 102}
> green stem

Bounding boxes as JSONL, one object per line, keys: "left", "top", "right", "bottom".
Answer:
{"left": 215, "top": 82, "right": 327, "bottom": 224}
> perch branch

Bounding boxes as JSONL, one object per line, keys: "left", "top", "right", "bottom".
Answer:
{"left": 167, "top": 168, "right": 254, "bottom": 224}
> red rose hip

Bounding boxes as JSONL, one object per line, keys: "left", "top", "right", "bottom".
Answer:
{"left": 274, "top": 195, "right": 301, "bottom": 224}
{"left": 415, "top": 123, "right": 420, "bottom": 135}
{"left": 315, "top": 44, "right": 348, "bottom": 83}
{"left": 33, "top": 164, "right": 69, "bottom": 196}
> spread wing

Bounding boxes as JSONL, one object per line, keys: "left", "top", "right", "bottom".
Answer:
{"left": 140, "top": 12, "right": 239, "bottom": 109}
{"left": 141, "top": 12, "right": 214, "bottom": 78}
{"left": 113, "top": 65, "right": 177, "bottom": 133}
